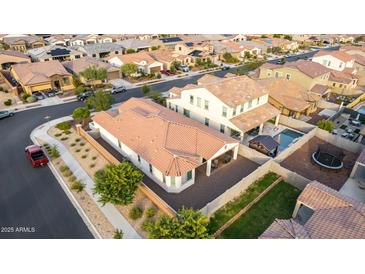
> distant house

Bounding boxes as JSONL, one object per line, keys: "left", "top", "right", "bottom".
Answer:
{"left": 174, "top": 42, "right": 216, "bottom": 64}
{"left": 69, "top": 34, "right": 113, "bottom": 46}
{"left": 2, "top": 35, "right": 45, "bottom": 52}
{"left": 11, "top": 60, "right": 74, "bottom": 94}
{"left": 0, "top": 50, "right": 31, "bottom": 70}
{"left": 258, "top": 78, "right": 321, "bottom": 118}
{"left": 106, "top": 51, "right": 163, "bottom": 74}
{"left": 260, "top": 181, "right": 365, "bottom": 239}
{"left": 166, "top": 74, "right": 281, "bottom": 141}
{"left": 116, "top": 39, "right": 152, "bottom": 53}
{"left": 149, "top": 49, "right": 190, "bottom": 70}
{"left": 91, "top": 98, "right": 239, "bottom": 193}
{"left": 27, "top": 45, "right": 85, "bottom": 62}
{"left": 312, "top": 50, "right": 355, "bottom": 72}
{"left": 150, "top": 37, "right": 183, "bottom": 49}
{"left": 224, "top": 34, "right": 247, "bottom": 42}
{"left": 73, "top": 43, "right": 123, "bottom": 59}
{"left": 62, "top": 57, "right": 120, "bottom": 84}
{"left": 211, "top": 40, "right": 244, "bottom": 61}
{"left": 46, "top": 35, "right": 73, "bottom": 46}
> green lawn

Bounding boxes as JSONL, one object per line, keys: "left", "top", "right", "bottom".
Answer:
{"left": 220, "top": 181, "right": 301, "bottom": 239}
{"left": 207, "top": 172, "right": 279, "bottom": 234}
{"left": 340, "top": 124, "right": 348, "bottom": 130}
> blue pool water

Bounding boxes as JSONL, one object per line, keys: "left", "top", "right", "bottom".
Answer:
{"left": 274, "top": 129, "right": 303, "bottom": 152}
{"left": 357, "top": 106, "right": 365, "bottom": 115}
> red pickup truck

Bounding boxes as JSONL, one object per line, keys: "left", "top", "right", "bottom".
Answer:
{"left": 25, "top": 145, "right": 49, "bottom": 167}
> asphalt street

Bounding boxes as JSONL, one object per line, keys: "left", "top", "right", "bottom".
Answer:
{"left": 0, "top": 46, "right": 340, "bottom": 238}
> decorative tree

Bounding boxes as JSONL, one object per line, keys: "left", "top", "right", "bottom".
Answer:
{"left": 141, "top": 84, "right": 151, "bottom": 95}
{"left": 317, "top": 119, "right": 334, "bottom": 133}
{"left": 121, "top": 63, "right": 138, "bottom": 77}
{"left": 85, "top": 89, "right": 114, "bottom": 111}
{"left": 93, "top": 162, "right": 143, "bottom": 206}
{"left": 72, "top": 107, "right": 90, "bottom": 127}
{"left": 79, "top": 65, "right": 107, "bottom": 90}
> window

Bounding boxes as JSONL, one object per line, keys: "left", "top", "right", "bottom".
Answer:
{"left": 204, "top": 100, "right": 209, "bottom": 110}
{"left": 339, "top": 84, "right": 343, "bottom": 88}
{"left": 183, "top": 108, "right": 190, "bottom": 117}
{"left": 333, "top": 83, "right": 336, "bottom": 87}
{"left": 118, "top": 140, "right": 121, "bottom": 148}
{"left": 137, "top": 155, "right": 141, "bottom": 163}
{"left": 232, "top": 108, "right": 236, "bottom": 116}
{"left": 115, "top": 51, "right": 119, "bottom": 54}
{"left": 267, "top": 71, "right": 272, "bottom": 77}
{"left": 286, "top": 73, "right": 291, "bottom": 80}
{"left": 190, "top": 95, "right": 194, "bottom": 104}
{"left": 220, "top": 124, "right": 225, "bottom": 133}
{"left": 163, "top": 174, "right": 166, "bottom": 183}
{"left": 92, "top": 54, "right": 96, "bottom": 57}
{"left": 149, "top": 163, "right": 153, "bottom": 174}
{"left": 222, "top": 106, "right": 227, "bottom": 117}
{"left": 197, "top": 97, "right": 201, "bottom": 107}
{"left": 187, "top": 170, "right": 192, "bottom": 181}
{"left": 75, "top": 55, "right": 80, "bottom": 59}
{"left": 168, "top": 102, "right": 172, "bottom": 109}
{"left": 339, "top": 62, "right": 343, "bottom": 68}
{"left": 44, "top": 58, "right": 49, "bottom": 61}
{"left": 275, "top": 72, "right": 280, "bottom": 78}
{"left": 205, "top": 117, "right": 209, "bottom": 126}
{"left": 170, "top": 176, "right": 176, "bottom": 187}
{"left": 328, "top": 61, "right": 331, "bottom": 66}
{"left": 248, "top": 100, "right": 252, "bottom": 108}
{"left": 63, "top": 77, "right": 70, "bottom": 85}
{"left": 175, "top": 105, "right": 178, "bottom": 112}
{"left": 257, "top": 96, "right": 260, "bottom": 104}
{"left": 240, "top": 104, "right": 244, "bottom": 112}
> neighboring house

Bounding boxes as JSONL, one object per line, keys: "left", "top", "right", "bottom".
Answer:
{"left": 46, "top": 35, "right": 73, "bottom": 46}
{"left": 62, "top": 57, "right": 120, "bottom": 83}
{"left": 312, "top": 50, "right": 355, "bottom": 72}
{"left": 211, "top": 40, "right": 244, "bottom": 60}
{"left": 73, "top": 43, "right": 123, "bottom": 58}
{"left": 116, "top": 39, "right": 152, "bottom": 53}
{"left": 149, "top": 49, "right": 190, "bottom": 70}
{"left": 226, "top": 34, "right": 247, "bottom": 42}
{"left": 174, "top": 42, "right": 216, "bottom": 64}
{"left": 327, "top": 70, "right": 359, "bottom": 92}
{"left": 106, "top": 51, "right": 163, "bottom": 74}
{"left": 27, "top": 45, "right": 85, "bottom": 62}
{"left": 238, "top": 40, "right": 268, "bottom": 55}
{"left": 339, "top": 45, "right": 365, "bottom": 58}
{"left": 3, "top": 35, "right": 45, "bottom": 52}
{"left": 166, "top": 74, "right": 281, "bottom": 141}
{"left": 258, "top": 60, "right": 331, "bottom": 91}
{"left": 255, "top": 37, "right": 299, "bottom": 52}
{"left": 291, "top": 34, "right": 312, "bottom": 42}
{"left": 0, "top": 50, "right": 31, "bottom": 70}
{"left": 260, "top": 181, "right": 365, "bottom": 239}
{"left": 258, "top": 78, "right": 321, "bottom": 118}
{"left": 91, "top": 97, "right": 239, "bottom": 193}
{"left": 150, "top": 37, "right": 183, "bottom": 49}
{"left": 69, "top": 34, "right": 109, "bottom": 46}
{"left": 11, "top": 60, "right": 74, "bottom": 94}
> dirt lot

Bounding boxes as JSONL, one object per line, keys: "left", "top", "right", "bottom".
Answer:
{"left": 280, "top": 136, "right": 359, "bottom": 190}
{"left": 0, "top": 91, "right": 19, "bottom": 110}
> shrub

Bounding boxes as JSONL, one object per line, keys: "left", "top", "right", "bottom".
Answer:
{"left": 60, "top": 165, "right": 69, "bottom": 172}
{"left": 49, "top": 145, "right": 60, "bottom": 159}
{"left": 129, "top": 207, "right": 143, "bottom": 220}
{"left": 55, "top": 133, "right": 62, "bottom": 137}
{"left": 26, "top": 96, "right": 37, "bottom": 103}
{"left": 145, "top": 207, "right": 157, "bottom": 218}
{"left": 317, "top": 119, "right": 334, "bottom": 132}
{"left": 75, "top": 149, "right": 81, "bottom": 153}
{"left": 71, "top": 180, "right": 85, "bottom": 193}
{"left": 340, "top": 124, "right": 348, "bottom": 130}
{"left": 81, "top": 155, "right": 87, "bottom": 159}
{"left": 74, "top": 85, "right": 89, "bottom": 95}
{"left": 90, "top": 164, "right": 96, "bottom": 168}
{"left": 60, "top": 137, "right": 68, "bottom": 141}
{"left": 80, "top": 142, "right": 85, "bottom": 146}
{"left": 3, "top": 99, "right": 12, "bottom": 106}
{"left": 70, "top": 143, "right": 76, "bottom": 147}
{"left": 69, "top": 175, "right": 77, "bottom": 182}
{"left": 141, "top": 220, "right": 155, "bottom": 232}
{"left": 64, "top": 130, "right": 72, "bottom": 135}
{"left": 62, "top": 169, "right": 73, "bottom": 177}
{"left": 85, "top": 148, "right": 90, "bottom": 152}
{"left": 56, "top": 122, "right": 71, "bottom": 131}
{"left": 92, "top": 156, "right": 97, "bottom": 160}
{"left": 21, "top": 93, "right": 30, "bottom": 102}
{"left": 75, "top": 138, "right": 81, "bottom": 142}
{"left": 113, "top": 229, "right": 123, "bottom": 239}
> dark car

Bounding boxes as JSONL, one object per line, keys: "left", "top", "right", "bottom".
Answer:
{"left": 34, "top": 92, "right": 46, "bottom": 100}
{"left": 221, "top": 65, "right": 230, "bottom": 71}
{"left": 110, "top": 86, "right": 127, "bottom": 94}
{"left": 25, "top": 145, "right": 49, "bottom": 167}
{"left": 77, "top": 91, "right": 93, "bottom": 101}
{"left": 45, "top": 89, "right": 57, "bottom": 97}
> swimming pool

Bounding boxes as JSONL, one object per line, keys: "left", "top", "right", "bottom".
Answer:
{"left": 274, "top": 129, "right": 303, "bottom": 152}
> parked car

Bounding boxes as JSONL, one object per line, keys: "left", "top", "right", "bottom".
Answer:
{"left": 110, "top": 86, "right": 127, "bottom": 94}
{"left": 346, "top": 128, "right": 353, "bottom": 133}
{"left": 179, "top": 64, "right": 189, "bottom": 72}
{"left": 34, "top": 92, "right": 46, "bottom": 100}
{"left": 25, "top": 145, "right": 49, "bottom": 167}
{"left": 221, "top": 65, "right": 230, "bottom": 71}
{"left": 332, "top": 129, "right": 338, "bottom": 135}
{"left": 0, "top": 109, "right": 15, "bottom": 119}
{"left": 351, "top": 119, "right": 361, "bottom": 126}
{"left": 45, "top": 89, "right": 57, "bottom": 97}
{"left": 161, "top": 70, "right": 174, "bottom": 76}
{"left": 341, "top": 132, "right": 349, "bottom": 138}
{"left": 77, "top": 91, "right": 93, "bottom": 101}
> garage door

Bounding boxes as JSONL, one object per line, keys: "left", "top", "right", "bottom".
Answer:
{"left": 149, "top": 66, "right": 161, "bottom": 73}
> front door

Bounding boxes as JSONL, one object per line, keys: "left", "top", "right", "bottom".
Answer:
{"left": 53, "top": 80, "right": 61, "bottom": 89}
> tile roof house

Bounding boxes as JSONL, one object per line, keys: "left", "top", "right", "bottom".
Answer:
{"left": 106, "top": 51, "right": 163, "bottom": 74}
{"left": 312, "top": 50, "right": 355, "bottom": 72}
{"left": 257, "top": 78, "right": 321, "bottom": 118}
{"left": 0, "top": 50, "right": 31, "bottom": 70}
{"left": 3, "top": 35, "right": 45, "bottom": 53}
{"left": 260, "top": 181, "right": 365, "bottom": 239}
{"left": 73, "top": 43, "right": 123, "bottom": 58}
{"left": 166, "top": 74, "right": 281, "bottom": 141}
{"left": 116, "top": 39, "right": 152, "bottom": 52}
{"left": 27, "top": 45, "right": 85, "bottom": 62}
{"left": 10, "top": 60, "right": 74, "bottom": 95}
{"left": 91, "top": 97, "right": 239, "bottom": 193}
{"left": 62, "top": 56, "right": 120, "bottom": 82}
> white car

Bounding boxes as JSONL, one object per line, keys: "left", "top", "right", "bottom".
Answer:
{"left": 341, "top": 132, "right": 349, "bottom": 138}
{"left": 351, "top": 120, "right": 361, "bottom": 126}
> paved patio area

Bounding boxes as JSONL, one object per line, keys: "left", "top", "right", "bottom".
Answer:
{"left": 95, "top": 137, "right": 259, "bottom": 210}
{"left": 280, "top": 136, "right": 359, "bottom": 190}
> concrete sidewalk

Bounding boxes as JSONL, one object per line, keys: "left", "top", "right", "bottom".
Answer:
{"left": 30, "top": 117, "right": 141, "bottom": 239}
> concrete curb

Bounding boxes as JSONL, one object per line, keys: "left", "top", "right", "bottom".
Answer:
{"left": 30, "top": 124, "right": 102, "bottom": 239}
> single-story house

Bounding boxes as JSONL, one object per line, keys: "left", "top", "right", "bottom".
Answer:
{"left": 11, "top": 60, "right": 74, "bottom": 94}
{"left": 27, "top": 45, "right": 85, "bottom": 62}
{"left": 73, "top": 43, "right": 123, "bottom": 58}
{"left": 91, "top": 97, "right": 239, "bottom": 193}
{"left": 0, "top": 50, "right": 31, "bottom": 70}
{"left": 3, "top": 35, "right": 45, "bottom": 52}
{"left": 116, "top": 39, "right": 152, "bottom": 53}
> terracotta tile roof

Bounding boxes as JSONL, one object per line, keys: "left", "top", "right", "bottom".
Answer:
{"left": 230, "top": 103, "right": 280, "bottom": 133}
{"left": 11, "top": 60, "right": 70, "bottom": 85}
{"left": 106, "top": 51, "right": 158, "bottom": 66}
{"left": 353, "top": 54, "right": 365, "bottom": 66}
{"left": 314, "top": 50, "right": 354, "bottom": 62}
{"left": 149, "top": 49, "right": 187, "bottom": 63}
{"left": 261, "top": 60, "right": 330, "bottom": 78}
{"left": 261, "top": 181, "right": 365, "bottom": 239}
{"left": 329, "top": 70, "right": 357, "bottom": 84}
{"left": 92, "top": 98, "right": 238, "bottom": 176}
{"left": 197, "top": 74, "right": 222, "bottom": 85}
{"left": 0, "top": 49, "right": 30, "bottom": 59}
{"left": 62, "top": 56, "right": 119, "bottom": 74}
{"left": 258, "top": 78, "right": 319, "bottom": 112}
{"left": 3, "top": 35, "right": 43, "bottom": 45}
{"left": 168, "top": 84, "right": 199, "bottom": 97}
{"left": 355, "top": 149, "right": 365, "bottom": 165}
{"left": 260, "top": 219, "right": 311, "bottom": 239}
{"left": 310, "top": 84, "right": 329, "bottom": 95}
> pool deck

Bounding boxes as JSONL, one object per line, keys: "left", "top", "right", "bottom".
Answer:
{"left": 280, "top": 136, "right": 359, "bottom": 190}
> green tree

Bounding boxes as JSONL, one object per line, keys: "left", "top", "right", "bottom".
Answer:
{"left": 79, "top": 65, "right": 107, "bottom": 90}
{"left": 86, "top": 89, "right": 114, "bottom": 111}
{"left": 222, "top": 52, "right": 239, "bottom": 63}
{"left": 355, "top": 36, "right": 364, "bottom": 43}
{"left": 261, "top": 35, "right": 268, "bottom": 38}
{"left": 317, "top": 119, "right": 334, "bottom": 133}
{"left": 94, "top": 162, "right": 143, "bottom": 206}
{"left": 273, "top": 34, "right": 282, "bottom": 38}
{"left": 141, "top": 84, "right": 151, "bottom": 95}
{"left": 147, "top": 208, "right": 211, "bottom": 239}
{"left": 283, "top": 34, "right": 292, "bottom": 41}
{"left": 126, "top": 48, "right": 136, "bottom": 54}
{"left": 121, "top": 63, "right": 138, "bottom": 77}
{"left": 72, "top": 75, "right": 83, "bottom": 88}
{"left": 244, "top": 51, "right": 252, "bottom": 59}
{"left": 113, "top": 229, "right": 124, "bottom": 239}
{"left": 170, "top": 61, "right": 181, "bottom": 72}
{"left": 72, "top": 107, "right": 90, "bottom": 127}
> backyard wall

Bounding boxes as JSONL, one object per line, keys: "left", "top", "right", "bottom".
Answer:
{"left": 269, "top": 161, "right": 310, "bottom": 190}
{"left": 317, "top": 99, "right": 340, "bottom": 111}
{"left": 279, "top": 115, "right": 316, "bottom": 133}
{"left": 238, "top": 144, "right": 271, "bottom": 165}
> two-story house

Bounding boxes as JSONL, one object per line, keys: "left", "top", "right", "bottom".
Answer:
{"left": 312, "top": 50, "right": 355, "bottom": 72}
{"left": 166, "top": 74, "right": 280, "bottom": 141}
